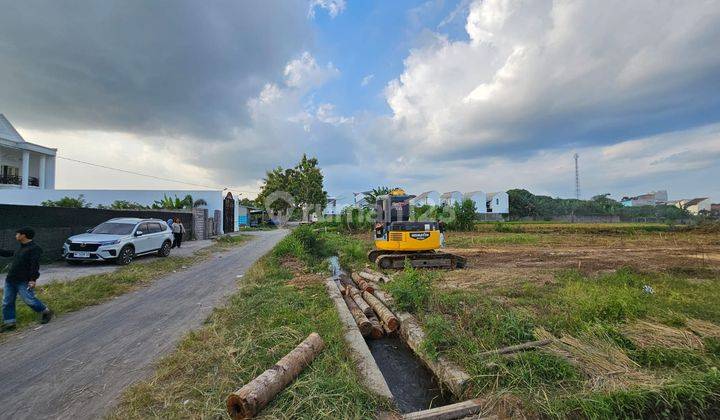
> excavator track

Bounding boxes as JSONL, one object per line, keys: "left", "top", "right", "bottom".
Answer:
{"left": 369, "top": 251, "right": 466, "bottom": 270}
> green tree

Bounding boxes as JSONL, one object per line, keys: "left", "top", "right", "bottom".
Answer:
{"left": 291, "top": 154, "right": 328, "bottom": 219}
{"left": 256, "top": 166, "right": 296, "bottom": 213}
{"left": 256, "top": 154, "right": 327, "bottom": 219}
{"left": 448, "top": 199, "right": 477, "bottom": 231}
{"left": 238, "top": 198, "right": 257, "bottom": 207}
{"left": 41, "top": 195, "right": 91, "bottom": 208}
{"left": 362, "top": 186, "right": 399, "bottom": 209}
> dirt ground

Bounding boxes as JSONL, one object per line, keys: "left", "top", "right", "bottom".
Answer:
{"left": 439, "top": 230, "right": 720, "bottom": 291}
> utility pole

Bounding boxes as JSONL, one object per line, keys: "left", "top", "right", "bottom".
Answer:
{"left": 574, "top": 153, "right": 580, "bottom": 200}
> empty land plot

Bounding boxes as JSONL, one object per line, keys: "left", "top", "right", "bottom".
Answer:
{"left": 354, "top": 223, "right": 720, "bottom": 418}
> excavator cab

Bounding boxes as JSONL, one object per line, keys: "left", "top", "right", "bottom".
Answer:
{"left": 368, "top": 189, "right": 465, "bottom": 269}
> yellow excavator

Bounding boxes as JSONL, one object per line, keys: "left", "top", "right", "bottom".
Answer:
{"left": 367, "top": 189, "right": 466, "bottom": 269}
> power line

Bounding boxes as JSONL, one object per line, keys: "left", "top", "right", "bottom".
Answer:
{"left": 56, "top": 155, "right": 260, "bottom": 194}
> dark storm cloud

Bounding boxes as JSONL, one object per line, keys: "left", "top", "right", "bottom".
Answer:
{"left": 0, "top": 0, "right": 310, "bottom": 139}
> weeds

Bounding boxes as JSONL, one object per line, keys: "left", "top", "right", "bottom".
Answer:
{"left": 386, "top": 261, "right": 433, "bottom": 313}
{"left": 113, "top": 227, "right": 387, "bottom": 419}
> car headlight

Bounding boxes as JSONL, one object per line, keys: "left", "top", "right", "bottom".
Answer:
{"left": 98, "top": 239, "right": 121, "bottom": 246}
{"left": 65, "top": 239, "right": 72, "bottom": 245}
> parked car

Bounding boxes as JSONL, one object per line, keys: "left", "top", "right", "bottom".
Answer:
{"left": 63, "top": 218, "right": 174, "bottom": 265}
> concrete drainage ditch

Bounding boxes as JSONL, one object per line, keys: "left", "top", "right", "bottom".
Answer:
{"left": 326, "top": 257, "right": 485, "bottom": 418}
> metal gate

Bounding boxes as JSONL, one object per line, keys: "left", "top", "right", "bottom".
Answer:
{"left": 223, "top": 192, "right": 235, "bottom": 233}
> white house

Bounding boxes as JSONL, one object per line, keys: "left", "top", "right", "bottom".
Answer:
{"left": 486, "top": 191, "right": 509, "bottom": 214}
{"left": 0, "top": 114, "right": 57, "bottom": 190}
{"left": 0, "top": 114, "right": 248, "bottom": 233}
{"left": 672, "top": 197, "right": 711, "bottom": 215}
{"left": 410, "top": 190, "right": 441, "bottom": 207}
{"left": 464, "top": 191, "right": 487, "bottom": 213}
{"left": 440, "top": 191, "right": 463, "bottom": 206}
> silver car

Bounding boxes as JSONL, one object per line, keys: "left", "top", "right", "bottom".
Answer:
{"left": 63, "top": 218, "right": 174, "bottom": 265}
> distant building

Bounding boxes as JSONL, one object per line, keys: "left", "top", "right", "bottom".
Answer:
{"left": 673, "top": 197, "right": 711, "bottom": 215}
{"left": 464, "top": 191, "right": 487, "bottom": 214}
{"left": 323, "top": 197, "right": 340, "bottom": 216}
{"left": 711, "top": 203, "right": 720, "bottom": 217}
{"left": 620, "top": 190, "right": 668, "bottom": 207}
{"left": 440, "top": 191, "right": 463, "bottom": 206}
{"left": 486, "top": 191, "right": 509, "bottom": 214}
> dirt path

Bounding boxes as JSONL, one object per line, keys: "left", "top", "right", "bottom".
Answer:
{"left": 0, "top": 228, "right": 288, "bottom": 420}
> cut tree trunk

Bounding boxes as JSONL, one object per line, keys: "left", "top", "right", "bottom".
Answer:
{"left": 362, "top": 267, "right": 390, "bottom": 283}
{"left": 367, "top": 313, "right": 385, "bottom": 339}
{"left": 346, "top": 285, "right": 374, "bottom": 317}
{"left": 359, "top": 270, "right": 388, "bottom": 284}
{"left": 343, "top": 294, "right": 372, "bottom": 337}
{"left": 226, "top": 333, "right": 325, "bottom": 419}
{"left": 351, "top": 272, "right": 375, "bottom": 293}
{"left": 363, "top": 291, "right": 399, "bottom": 332}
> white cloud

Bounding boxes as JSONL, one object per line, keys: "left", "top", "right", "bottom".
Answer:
{"left": 308, "top": 0, "right": 347, "bottom": 19}
{"left": 283, "top": 52, "right": 340, "bottom": 88}
{"left": 385, "top": 0, "right": 720, "bottom": 159}
{"left": 360, "top": 74, "right": 375, "bottom": 87}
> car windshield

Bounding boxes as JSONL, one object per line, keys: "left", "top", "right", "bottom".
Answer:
{"left": 91, "top": 222, "right": 135, "bottom": 235}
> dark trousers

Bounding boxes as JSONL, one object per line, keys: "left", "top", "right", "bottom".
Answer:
{"left": 173, "top": 233, "right": 183, "bottom": 248}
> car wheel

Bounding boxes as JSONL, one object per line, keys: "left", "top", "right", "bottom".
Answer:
{"left": 66, "top": 260, "right": 83, "bottom": 266}
{"left": 117, "top": 246, "right": 134, "bottom": 265}
{"left": 158, "top": 241, "right": 171, "bottom": 257}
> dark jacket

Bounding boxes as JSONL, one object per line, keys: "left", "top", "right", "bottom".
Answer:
{"left": 0, "top": 241, "right": 42, "bottom": 284}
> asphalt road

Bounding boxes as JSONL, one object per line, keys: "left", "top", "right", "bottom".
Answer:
{"left": 0, "top": 228, "right": 288, "bottom": 420}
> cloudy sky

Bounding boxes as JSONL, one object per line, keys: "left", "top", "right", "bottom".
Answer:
{"left": 1, "top": 0, "right": 719, "bottom": 204}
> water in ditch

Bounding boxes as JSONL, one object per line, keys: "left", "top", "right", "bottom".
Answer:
{"left": 328, "top": 256, "right": 452, "bottom": 413}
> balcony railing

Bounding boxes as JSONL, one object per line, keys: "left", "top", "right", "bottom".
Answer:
{"left": 0, "top": 175, "right": 39, "bottom": 187}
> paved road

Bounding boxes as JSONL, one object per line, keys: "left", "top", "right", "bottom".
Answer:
{"left": 0, "top": 228, "right": 288, "bottom": 420}
{"left": 36, "top": 238, "right": 216, "bottom": 287}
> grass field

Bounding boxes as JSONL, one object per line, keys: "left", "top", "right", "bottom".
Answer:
{"left": 0, "top": 235, "right": 251, "bottom": 334}
{"left": 112, "top": 223, "right": 720, "bottom": 418}
{"left": 329, "top": 222, "right": 720, "bottom": 418}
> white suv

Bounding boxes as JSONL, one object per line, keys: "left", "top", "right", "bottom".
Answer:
{"left": 63, "top": 218, "right": 174, "bottom": 265}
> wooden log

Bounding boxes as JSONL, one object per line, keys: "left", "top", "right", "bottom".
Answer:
{"left": 363, "top": 291, "right": 399, "bottom": 332}
{"left": 366, "top": 313, "right": 384, "bottom": 339}
{"left": 334, "top": 279, "right": 346, "bottom": 295}
{"left": 478, "top": 339, "right": 552, "bottom": 357}
{"left": 226, "top": 332, "right": 325, "bottom": 419}
{"left": 351, "top": 272, "right": 375, "bottom": 293}
{"left": 362, "top": 267, "right": 390, "bottom": 283}
{"left": 347, "top": 286, "right": 374, "bottom": 317}
{"left": 343, "top": 294, "right": 372, "bottom": 337}
{"left": 401, "top": 398, "right": 486, "bottom": 420}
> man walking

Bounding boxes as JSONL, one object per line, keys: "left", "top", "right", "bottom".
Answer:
{"left": 0, "top": 227, "right": 53, "bottom": 332}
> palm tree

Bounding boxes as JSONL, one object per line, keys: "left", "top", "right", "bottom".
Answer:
{"left": 362, "top": 186, "right": 397, "bottom": 209}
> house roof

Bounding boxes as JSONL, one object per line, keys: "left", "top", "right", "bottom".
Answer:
{"left": 683, "top": 197, "right": 709, "bottom": 207}
{"left": 0, "top": 114, "right": 25, "bottom": 143}
{"left": 0, "top": 114, "right": 57, "bottom": 156}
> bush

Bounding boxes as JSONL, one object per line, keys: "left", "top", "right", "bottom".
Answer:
{"left": 41, "top": 195, "right": 91, "bottom": 208}
{"left": 385, "top": 261, "right": 433, "bottom": 313}
{"left": 447, "top": 199, "right": 477, "bottom": 231}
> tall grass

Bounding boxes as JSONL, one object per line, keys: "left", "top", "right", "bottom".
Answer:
{"left": 113, "top": 227, "right": 388, "bottom": 419}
